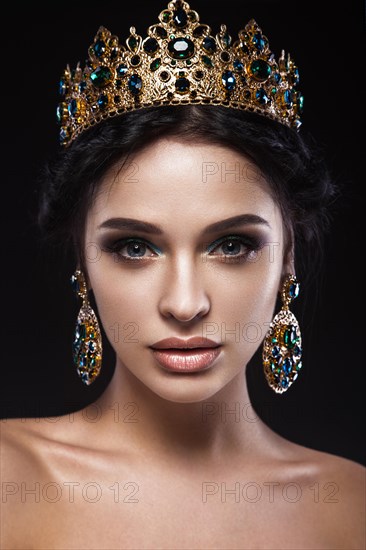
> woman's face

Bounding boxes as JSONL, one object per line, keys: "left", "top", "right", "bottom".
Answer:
{"left": 84, "top": 137, "right": 291, "bottom": 402}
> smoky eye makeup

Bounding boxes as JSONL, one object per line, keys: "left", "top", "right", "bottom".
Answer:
{"left": 98, "top": 231, "right": 267, "bottom": 264}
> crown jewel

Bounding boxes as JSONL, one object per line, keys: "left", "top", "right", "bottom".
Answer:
{"left": 57, "top": 0, "right": 303, "bottom": 146}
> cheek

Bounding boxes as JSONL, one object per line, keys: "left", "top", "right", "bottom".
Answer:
{"left": 86, "top": 261, "right": 156, "bottom": 346}
{"left": 208, "top": 261, "right": 281, "bottom": 353}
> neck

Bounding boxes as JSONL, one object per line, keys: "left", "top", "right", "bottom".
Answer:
{"left": 93, "top": 358, "right": 275, "bottom": 464}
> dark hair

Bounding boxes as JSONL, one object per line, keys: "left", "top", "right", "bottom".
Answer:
{"left": 37, "top": 104, "right": 336, "bottom": 284}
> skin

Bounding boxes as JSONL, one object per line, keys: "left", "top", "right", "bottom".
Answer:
{"left": 1, "top": 138, "right": 365, "bottom": 549}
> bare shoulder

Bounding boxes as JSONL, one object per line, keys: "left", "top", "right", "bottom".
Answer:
{"left": 0, "top": 413, "right": 91, "bottom": 549}
{"left": 283, "top": 440, "right": 365, "bottom": 549}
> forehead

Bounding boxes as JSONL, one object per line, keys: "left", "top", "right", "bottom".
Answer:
{"left": 89, "top": 137, "right": 279, "bottom": 224}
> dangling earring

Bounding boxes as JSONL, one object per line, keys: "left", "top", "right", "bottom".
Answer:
{"left": 70, "top": 269, "right": 102, "bottom": 385}
{"left": 263, "top": 274, "right": 302, "bottom": 393}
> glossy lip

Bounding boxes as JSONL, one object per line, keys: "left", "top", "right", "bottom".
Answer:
{"left": 149, "top": 336, "right": 221, "bottom": 350}
{"left": 150, "top": 347, "right": 222, "bottom": 373}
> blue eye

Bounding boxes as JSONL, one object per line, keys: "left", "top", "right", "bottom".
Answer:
{"left": 208, "top": 235, "right": 255, "bottom": 258}
{"left": 108, "top": 238, "right": 158, "bottom": 260}
{"left": 103, "top": 234, "right": 261, "bottom": 262}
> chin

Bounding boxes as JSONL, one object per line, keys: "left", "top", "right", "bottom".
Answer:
{"left": 135, "top": 368, "right": 234, "bottom": 404}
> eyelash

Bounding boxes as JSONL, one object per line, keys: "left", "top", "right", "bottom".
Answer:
{"left": 102, "top": 234, "right": 262, "bottom": 263}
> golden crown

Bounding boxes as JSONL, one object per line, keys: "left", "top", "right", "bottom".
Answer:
{"left": 57, "top": 0, "right": 303, "bottom": 146}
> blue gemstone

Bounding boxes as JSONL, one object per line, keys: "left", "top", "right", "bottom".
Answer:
{"left": 88, "top": 341, "right": 97, "bottom": 352}
{"left": 175, "top": 77, "right": 190, "bottom": 93}
{"left": 289, "top": 282, "right": 300, "bottom": 299}
{"left": 282, "top": 357, "right": 293, "bottom": 374}
{"left": 79, "top": 354, "right": 87, "bottom": 367}
{"left": 94, "top": 40, "right": 106, "bottom": 57}
{"left": 128, "top": 74, "right": 142, "bottom": 95}
{"left": 273, "top": 73, "right": 281, "bottom": 84}
{"left": 281, "top": 377, "right": 289, "bottom": 389}
{"left": 59, "top": 79, "right": 66, "bottom": 96}
{"left": 252, "top": 32, "right": 265, "bottom": 51}
{"left": 97, "top": 94, "right": 108, "bottom": 108}
{"left": 255, "top": 88, "right": 269, "bottom": 104}
{"left": 70, "top": 274, "right": 79, "bottom": 292}
{"left": 59, "top": 127, "right": 69, "bottom": 143}
{"left": 222, "top": 70, "right": 236, "bottom": 91}
{"left": 173, "top": 7, "right": 187, "bottom": 28}
{"left": 271, "top": 346, "right": 281, "bottom": 358}
{"left": 56, "top": 105, "right": 62, "bottom": 124}
{"left": 80, "top": 372, "right": 90, "bottom": 384}
{"left": 233, "top": 60, "right": 244, "bottom": 72}
{"left": 117, "top": 64, "right": 128, "bottom": 76}
{"left": 283, "top": 89, "right": 293, "bottom": 106}
{"left": 293, "top": 345, "right": 302, "bottom": 357}
{"left": 79, "top": 81, "right": 87, "bottom": 93}
{"left": 68, "top": 99, "right": 78, "bottom": 117}
{"left": 292, "top": 68, "right": 300, "bottom": 86}
{"left": 202, "top": 36, "right": 217, "bottom": 54}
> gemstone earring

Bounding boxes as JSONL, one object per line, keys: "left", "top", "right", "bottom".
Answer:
{"left": 70, "top": 269, "right": 102, "bottom": 385}
{"left": 262, "top": 274, "right": 302, "bottom": 393}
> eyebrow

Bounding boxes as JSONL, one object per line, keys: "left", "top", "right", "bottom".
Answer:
{"left": 97, "top": 214, "right": 270, "bottom": 235}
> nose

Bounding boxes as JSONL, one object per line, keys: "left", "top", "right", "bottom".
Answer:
{"left": 158, "top": 254, "right": 210, "bottom": 323}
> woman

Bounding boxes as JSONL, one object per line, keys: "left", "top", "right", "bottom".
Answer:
{"left": 1, "top": 1, "right": 364, "bottom": 548}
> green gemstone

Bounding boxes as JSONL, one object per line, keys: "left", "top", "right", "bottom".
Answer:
{"left": 90, "top": 66, "right": 113, "bottom": 88}
{"left": 128, "top": 36, "right": 138, "bottom": 51}
{"left": 201, "top": 55, "right": 213, "bottom": 68}
{"left": 171, "top": 60, "right": 177, "bottom": 66}
{"left": 284, "top": 326, "right": 299, "bottom": 349}
{"left": 168, "top": 37, "right": 194, "bottom": 59}
{"left": 162, "top": 11, "right": 171, "bottom": 22}
{"left": 150, "top": 58, "right": 161, "bottom": 71}
{"left": 186, "top": 59, "right": 191, "bottom": 66}
{"left": 298, "top": 94, "right": 304, "bottom": 112}
{"left": 296, "top": 361, "right": 302, "bottom": 371}
{"left": 250, "top": 59, "right": 271, "bottom": 82}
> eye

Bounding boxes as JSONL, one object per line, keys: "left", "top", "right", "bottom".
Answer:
{"left": 105, "top": 238, "right": 159, "bottom": 261}
{"left": 208, "top": 235, "right": 261, "bottom": 260}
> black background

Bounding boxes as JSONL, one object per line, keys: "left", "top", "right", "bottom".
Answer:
{"left": 1, "top": 1, "right": 365, "bottom": 466}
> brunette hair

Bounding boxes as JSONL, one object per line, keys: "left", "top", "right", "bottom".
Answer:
{"left": 38, "top": 105, "right": 336, "bottom": 283}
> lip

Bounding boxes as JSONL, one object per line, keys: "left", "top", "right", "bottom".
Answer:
{"left": 150, "top": 347, "right": 222, "bottom": 373}
{"left": 150, "top": 336, "right": 221, "bottom": 350}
